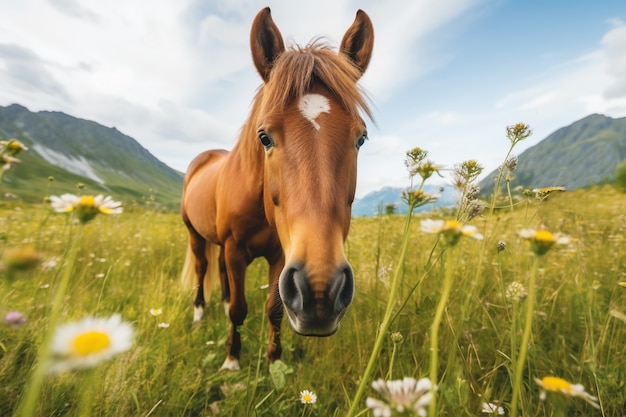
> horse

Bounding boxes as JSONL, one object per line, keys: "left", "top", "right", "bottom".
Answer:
{"left": 180, "top": 7, "right": 374, "bottom": 371}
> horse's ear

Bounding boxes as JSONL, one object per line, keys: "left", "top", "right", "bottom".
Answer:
{"left": 340, "top": 10, "right": 374, "bottom": 76}
{"left": 250, "top": 7, "right": 285, "bottom": 82}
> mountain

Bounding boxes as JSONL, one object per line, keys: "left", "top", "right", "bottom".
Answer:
{"left": 352, "top": 185, "right": 457, "bottom": 217}
{"left": 479, "top": 114, "right": 626, "bottom": 194}
{"left": 0, "top": 104, "right": 183, "bottom": 209}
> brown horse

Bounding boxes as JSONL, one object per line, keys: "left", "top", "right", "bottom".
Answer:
{"left": 180, "top": 7, "right": 374, "bottom": 370}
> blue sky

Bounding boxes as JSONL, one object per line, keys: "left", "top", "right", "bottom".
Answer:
{"left": 1, "top": 0, "right": 625, "bottom": 197}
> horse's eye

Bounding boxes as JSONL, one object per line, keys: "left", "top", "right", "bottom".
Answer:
{"left": 356, "top": 132, "right": 367, "bottom": 150}
{"left": 259, "top": 131, "right": 274, "bottom": 151}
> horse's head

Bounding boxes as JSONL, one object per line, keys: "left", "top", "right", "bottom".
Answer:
{"left": 249, "top": 7, "right": 374, "bottom": 336}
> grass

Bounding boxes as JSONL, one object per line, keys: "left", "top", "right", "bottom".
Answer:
{"left": 1, "top": 179, "right": 626, "bottom": 415}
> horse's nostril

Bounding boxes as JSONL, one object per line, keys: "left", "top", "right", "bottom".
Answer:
{"left": 279, "top": 267, "right": 307, "bottom": 312}
{"left": 332, "top": 266, "right": 354, "bottom": 312}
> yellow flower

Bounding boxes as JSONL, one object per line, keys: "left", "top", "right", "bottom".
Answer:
{"left": 48, "top": 315, "right": 134, "bottom": 374}
{"left": 50, "top": 194, "right": 122, "bottom": 223}
{"left": 519, "top": 228, "right": 570, "bottom": 256}
{"left": 532, "top": 186, "right": 566, "bottom": 199}
{"left": 1, "top": 139, "right": 28, "bottom": 156}
{"left": 534, "top": 376, "right": 599, "bottom": 409}
{"left": 421, "top": 219, "right": 483, "bottom": 246}
{"left": 1, "top": 246, "right": 41, "bottom": 273}
{"left": 618, "top": 282, "right": 626, "bottom": 288}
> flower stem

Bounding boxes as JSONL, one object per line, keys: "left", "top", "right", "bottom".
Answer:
{"left": 510, "top": 255, "right": 539, "bottom": 417}
{"left": 428, "top": 246, "right": 454, "bottom": 417}
{"left": 345, "top": 206, "right": 414, "bottom": 417}
{"left": 15, "top": 226, "right": 83, "bottom": 417}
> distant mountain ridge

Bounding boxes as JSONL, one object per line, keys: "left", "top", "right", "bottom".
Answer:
{"left": 479, "top": 114, "right": 626, "bottom": 194}
{"left": 352, "top": 185, "right": 456, "bottom": 217}
{"left": 0, "top": 104, "right": 183, "bottom": 209}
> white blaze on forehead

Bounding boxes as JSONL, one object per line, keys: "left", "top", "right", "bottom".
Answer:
{"left": 298, "top": 93, "right": 330, "bottom": 130}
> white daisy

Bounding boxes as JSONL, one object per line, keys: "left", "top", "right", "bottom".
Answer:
{"left": 421, "top": 219, "right": 483, "bottom": 245}
{"left": 535, "top": 376, "right": 599, "bottom": 409}
{"left": 50, "top": 194, "right": 122, "bottom": 223}
{"left": 48, "top": 314, "right": 134, "bottom": 374}
{"left": 481, "top": 402, "right": 505, "bottom": 415}
{"left": 299, "top": 389, "right": 317, "bottom": 404}
{"left": 366, "top": 377, "right": 433, "bottom": 417}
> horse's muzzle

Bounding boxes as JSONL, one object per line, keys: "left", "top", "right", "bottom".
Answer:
{"left": 278, "top": 262, "right": 354, "bottom": 336}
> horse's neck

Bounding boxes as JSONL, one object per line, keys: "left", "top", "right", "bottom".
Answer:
{"left": 228, "top": 123, "right": 265, "bottom": 192}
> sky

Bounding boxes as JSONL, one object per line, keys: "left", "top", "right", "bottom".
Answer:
{"left": 1, "top": 0, "right": 625, "bottom": 198}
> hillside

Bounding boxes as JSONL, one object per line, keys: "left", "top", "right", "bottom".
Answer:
{"left": 479, "top": 114, "right": 626, "bottom": 193}
{"left": 352, "top": 185, "right": 456, "bottom": 217}
{"left": 0, "top": 104, "right": 183, "bottom": 209}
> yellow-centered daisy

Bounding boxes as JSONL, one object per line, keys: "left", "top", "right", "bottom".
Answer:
{"left": 535, "top": 376, "right": 599, "bottom": 409}
{"left": 48, "top": 314, "right": 133, "bottom": 374}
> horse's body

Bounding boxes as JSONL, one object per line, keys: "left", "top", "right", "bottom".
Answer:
{"left": 180, "top": 7, "right": 374, "bottom": 370}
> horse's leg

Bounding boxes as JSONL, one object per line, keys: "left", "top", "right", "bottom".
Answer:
{"left": 221, "top": 240, "right": 248, "bottom": 371}
{"left": 218, "top": 247, "right": 230, "bottom": 317}
{"left": 188, "top": 227, "right": 208, "bottom": 323}
{"left": 266, "top": 257, "right": 285, "bottom": 362}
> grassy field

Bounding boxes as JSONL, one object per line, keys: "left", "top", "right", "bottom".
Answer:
{"left": 1, "top": 182, "right": 625, "bottom": 416}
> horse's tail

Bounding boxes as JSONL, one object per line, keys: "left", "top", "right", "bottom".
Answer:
{"left": 180, "top": 242, "right": 219, "bottom": 302}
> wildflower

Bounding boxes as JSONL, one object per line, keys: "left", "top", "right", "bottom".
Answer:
{"left": 299, "top": 389, "right": 317, "bottom": 404}
{"left": 505, "top": 281, "right": 528, "bottom": 302}
{"left": 465, "top": 184, "right": 480, "bottom": 201}
{"left": 366, "top": 377, "right": 433, "bottom": 417}
{"left": 481, "top": 402, "right": 505, "bottom": 415}
{"left": 404, "top": 147, "right": 429, "bottom": 176}
{"left": 157, "top": 322, "right": 170, "bottom": 328}
{"left": 2, "top": 246, "right": 41, "bottom": 273}
{"left": 41, "top": 256, "right": 60, "bottom": 270}
{"left": 505, "top": 155, "right": 518, "bottom": 171}
{"left": 455, "top": 160, "right": 484, "bottom": 183}
{"left": 619, "top": 282, "right": 626, "bottom": 288}
{"left": 4, "top": 311, "right": 27, "bottom": 328}
{"left": 48, "top": 314, "right": 134, "bottom": 374}
{"left": 402, "top": 189, "right": 438, "bottom": 209}
{"left": 466, "top": 199, "right": 485, "bottom": 220}
{"left": 415, "top": 160, "right": 442, "bottom": 181}
{"left": 533, "top": 186, "right": 566, "bottom": 200}
{"left": 506, "top": 123, "right": 532, "bottom": 145}
{"left": 1, "top": 154, "right": 21, "bottom": 170}
{"left": 519, "top": 229, "right": 570, "bottom": 256}
{"left": 421, "top": 219, "right": 483, "bottom": 246}
{"left": 390, "top": 332, "right": 404, "bottom": 344}
{"left": 50, "top": 194, "right": 122, "bottom": 223}
{"left": 149, "top": 308, "right": 162, "bottom": 316}
{"left": 535, "top": 376, "right": 599, "bottom": 409}
{"left": 1, "top": 139, "right": 28, "bottom": 156}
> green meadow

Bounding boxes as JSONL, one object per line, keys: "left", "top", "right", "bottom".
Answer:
{"left": 1, "top": 134, "right": 626, "bottom": 416}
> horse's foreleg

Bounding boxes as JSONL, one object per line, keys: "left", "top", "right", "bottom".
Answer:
{"left": 221, "top": 242, "right": 248, "bottom": 371}
{"left": 266, "top": 258, "right": 284, "bottom": 362}
{"left": 190, "top": 236, "right": 208, "bottom": 324}
{"left": 218, "top": 247, "right": 230, "bottom": 317}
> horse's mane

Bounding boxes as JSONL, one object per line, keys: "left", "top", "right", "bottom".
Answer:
{"left": 259, "top": 41, "right": 373, "bottom": 122}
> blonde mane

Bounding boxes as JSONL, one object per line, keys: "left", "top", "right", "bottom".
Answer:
{"left": 258, "top": 43, "right": 373, "bottom": 122}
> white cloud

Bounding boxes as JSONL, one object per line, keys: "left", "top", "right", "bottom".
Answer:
{"left": 602, "top": 19, "right": 626, "bottom": 99}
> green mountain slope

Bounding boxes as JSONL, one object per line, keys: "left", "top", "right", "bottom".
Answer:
{"left": 0, "top": 104, "right": 183, "bottom": 209}
{"left": 480, "top": 114, "right": 626, "bottom": 193}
